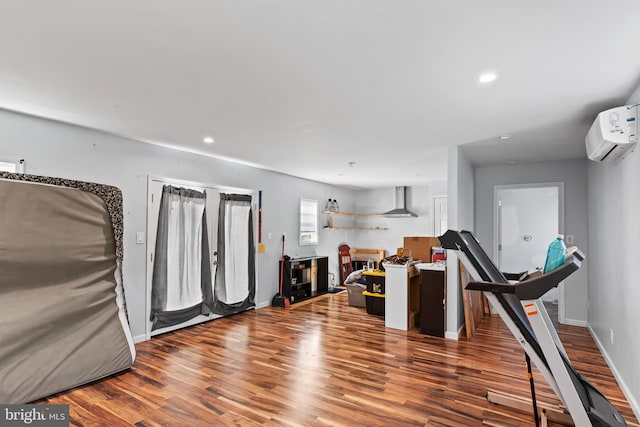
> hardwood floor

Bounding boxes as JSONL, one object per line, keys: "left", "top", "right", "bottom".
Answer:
{"left": 40, "top": 292, "right": 638, "bottom": 426}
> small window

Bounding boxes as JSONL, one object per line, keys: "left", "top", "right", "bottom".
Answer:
{"left": 299, "top": 198, "right": 318, "bottom": 246}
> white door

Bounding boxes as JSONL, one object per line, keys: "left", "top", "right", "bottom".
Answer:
{"left": 494, "top": 183, "right": 564, "bottom": 309}
{"left": 433, "top": 195, "right": 448, "bottom": 236}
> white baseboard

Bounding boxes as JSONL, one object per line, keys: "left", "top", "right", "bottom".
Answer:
{"left": 444, "top": 331, "right": 458, "bottom": 340}
{"left": 445, "top": 325, "right": 464, "bottom": 340}
{"left": 562, "top": 318, "right": 588, "bottom": 327}
{"left": 588, "top": 324, "right": 640, "bottom": 423}
{"left": 256, "top": 300, "right": 270, "bottom": 309}
{"left": 132, "top": 334, "right": 149, "bottom": 344}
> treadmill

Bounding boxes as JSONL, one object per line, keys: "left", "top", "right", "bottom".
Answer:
{"left": 439, "top": 230, "right": 627, "bottom": 427}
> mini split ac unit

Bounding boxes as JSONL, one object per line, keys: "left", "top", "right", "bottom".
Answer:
{"left": 585, "top": 104, "right": 637, "bottom": 162}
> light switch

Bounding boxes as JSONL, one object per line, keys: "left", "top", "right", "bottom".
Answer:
{"left": 268, "top": 232, "right": 272, "bottom": 240}
{"left": 566, "top": 235, "right": 574, "bottom": 244}
{"left": 136, "top": 232, "right": 145, "bottom": 244}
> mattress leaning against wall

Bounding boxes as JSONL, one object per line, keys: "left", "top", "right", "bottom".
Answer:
{"left": 0, "top": 173, "right": 135, "bottom": 404}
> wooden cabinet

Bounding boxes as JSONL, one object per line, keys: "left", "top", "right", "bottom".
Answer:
{"left": 280, "top": 256, "right": 328, "bottom": 304}
{"left": 419, "top": 267, "right": 446, "bottom": 338}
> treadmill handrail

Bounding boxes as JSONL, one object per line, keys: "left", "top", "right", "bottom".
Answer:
{"left": 503, "top": 271, "right": 526, "bottom": 281}
{"left": 439, "top": 230, "right": 628, "bottom": 426}
{"left": 466, "top": 280, "right": 515, "bottom": 294}
{"left": 467, "top": 250, "right": 584, "bottom": 300}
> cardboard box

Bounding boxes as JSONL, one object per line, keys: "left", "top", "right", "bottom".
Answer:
{"left": 403, "top": 236, "right": 440, "bottom": 263}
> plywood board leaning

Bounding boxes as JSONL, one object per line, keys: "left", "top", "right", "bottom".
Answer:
{"left": 459, "top": 260, "right": 487, "bottom": 339}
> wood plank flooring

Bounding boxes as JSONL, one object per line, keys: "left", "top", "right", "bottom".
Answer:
{"left": 39, "top": 292, "right": 638, "bottom": 426}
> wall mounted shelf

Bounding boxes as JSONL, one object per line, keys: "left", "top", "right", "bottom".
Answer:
{"left": 322, "top": 227, "right": 387, "bottom": 231}
{"left": 322, "top": 211, "right": 386, "bottom": 230}
{"left": 322, "top": 211, "right": 382, "bottom": 216}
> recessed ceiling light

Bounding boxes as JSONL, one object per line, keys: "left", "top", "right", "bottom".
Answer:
{"left": 499, "top": 134, "right": 512, "bottom": 140}
{"left": 478, "top": 71, "right": 498, "bottom": 84}
{"left": 203, "top": 136, "right": 214, "bottom": 144}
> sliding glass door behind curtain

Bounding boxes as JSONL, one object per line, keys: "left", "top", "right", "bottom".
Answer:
{"left": 213, "top": 193, "right": 256, "bottom": 315}
{"left": 149, "top": 184, "right": 255, "bottom": 332}
{"left": 150, "top": 185, "right": 213, "bottom": 330}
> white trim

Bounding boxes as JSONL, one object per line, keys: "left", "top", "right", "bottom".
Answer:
{"left": 492, "top": 182, "right": 566, "bottom": 324}
{"left": 432, "top": 195, "right": 448, "bottom": 236}
{"left": 445, "top": 324, "right": 464, "bottom": 340}
{"left": 492, "top": 182, "right": 565, "bottom": 261}
{"left": 299, "top": 198, "right": 319, "bottom": 246}
{"left": 588, "top": 325, "right": 640, "bottom": 423}
{"left": 444, "top": 331, "right": 459, "bottom": 340}
{"left": 562, "top": 318, "right": 588, "bottom": 328}
{"left": 256, "top": 300, "right": 271, "bottom": 309}
{"left": 147, "top": 174, "right": 253, "bottom": 196}
{"left": 132, "top": 334, "right": 149, "bottom": 344}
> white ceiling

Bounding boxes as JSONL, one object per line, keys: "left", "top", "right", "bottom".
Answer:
{"left": 1, "top": 1, "right": 639, "bottom": 189}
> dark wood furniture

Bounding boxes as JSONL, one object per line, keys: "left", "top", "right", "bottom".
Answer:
{"left": 420, "top": 268, "right": 447, "bottom": 337}
{"left": 280, "top": 256, "right": 329, "bottom": 304}
{"left": 338, "top": 244, "right": 352, "bottom": 285}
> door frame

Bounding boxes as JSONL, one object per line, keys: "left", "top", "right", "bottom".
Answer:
{"left": 492, "top": 182, "right": 566, "bottom": 322}
{"left": 432, "top": 195, "right": 448, "bottom": 236}
{"left": 145, "top": 175, "right": 257, "bottom": 340}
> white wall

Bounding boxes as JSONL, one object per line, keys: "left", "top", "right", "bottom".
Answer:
{"left": 349, "top": 183, "right": 447, "bottom": 257}
{"left": 475, "top": 159, "right": 589, "bottom": 324}
{"left": 586, "top": 89, "right": 640, "bottom": 418}
{"left": 446, "top": 146, "right": 475, "bottom": 338}
{"left": 0, "top": 109, "right": 356, "bottom": 342}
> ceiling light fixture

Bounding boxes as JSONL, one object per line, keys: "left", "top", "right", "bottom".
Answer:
{"left": 478, "top": 71, "right": 498, "bottom": 84}
{"left": 499, "top": 134, "right": 512, "bottom": 140}
{"left": 203, "top": 136, "right": 214, "bottom": 144}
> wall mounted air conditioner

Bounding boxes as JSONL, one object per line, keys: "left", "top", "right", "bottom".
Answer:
{"left": 585, "top": 104, "right": 637, "bottom": 162}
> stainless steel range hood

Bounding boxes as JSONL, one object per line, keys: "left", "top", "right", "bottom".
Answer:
{"left": 382, "top": 186, "right": 417, "bottom": 217}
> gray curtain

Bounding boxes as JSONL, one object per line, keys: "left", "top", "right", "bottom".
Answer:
{"left": 213, "top": 193, "right": 255, "bottom": 315}
{"left": 151, "top": 185, "right": 213, "bottom": 330}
